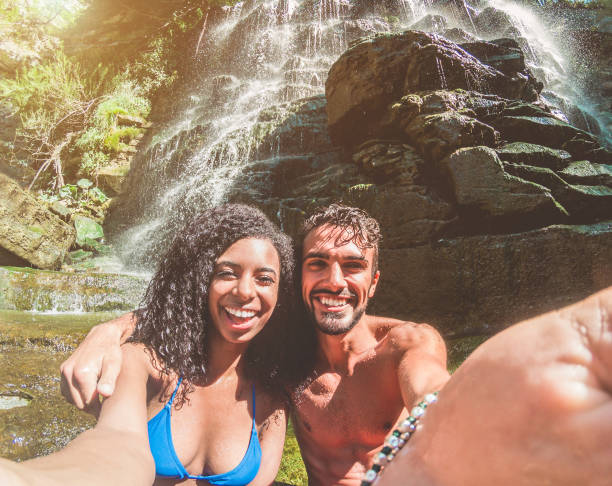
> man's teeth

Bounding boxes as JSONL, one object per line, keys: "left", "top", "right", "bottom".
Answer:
{"left": 320, "top": 297, "right": 348, "bottom": 307}
{"left": 225, "top": 307, "right": 256, "bottom": 318}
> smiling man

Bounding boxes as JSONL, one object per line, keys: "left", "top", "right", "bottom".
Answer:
{"left": 291, "top": 205, "right": 449, "bottom": 485}
{"left": 59, "top": 203, "right": 449, "bottom": 485}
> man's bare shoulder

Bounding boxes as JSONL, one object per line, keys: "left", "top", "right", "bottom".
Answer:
{"left": 366, "top": 315, "right": 445, "bottom": 356}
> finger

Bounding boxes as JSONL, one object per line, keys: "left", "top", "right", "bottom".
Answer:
{"left": 97, "top": 351, "right": 122, "bottom": 398}
{"left": 71, "top": 366, "right": 99, "bottom": 410}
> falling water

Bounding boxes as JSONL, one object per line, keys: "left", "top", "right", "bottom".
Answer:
{"left": 112, "top": 0, "right": 608, "bottom": 270}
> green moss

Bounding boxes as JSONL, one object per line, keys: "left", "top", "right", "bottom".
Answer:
{"left": 103, "top": 126, "right": 142, "bottom": 152}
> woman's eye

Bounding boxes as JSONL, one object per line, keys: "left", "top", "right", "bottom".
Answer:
{"left": 217, "top": 270, "right": 236, "bottom": 279}
{"left": 257, "top": 275, "right": 275, "bottom": 285}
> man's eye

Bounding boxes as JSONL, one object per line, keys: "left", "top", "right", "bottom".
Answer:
{"left": 307, "top": 260, "right": 326, "bottom": 269}
{"left": 344, "top": 262, "right": 365, "bottom": 270}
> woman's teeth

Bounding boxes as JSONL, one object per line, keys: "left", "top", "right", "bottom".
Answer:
{"left": 225, "top": 307, "right": 256, "bottom": 318}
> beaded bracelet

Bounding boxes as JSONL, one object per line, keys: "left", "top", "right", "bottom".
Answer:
{"left": 361, "top": 391, "right": 439, "bottom": 486}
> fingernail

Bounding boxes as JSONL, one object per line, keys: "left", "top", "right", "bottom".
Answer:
{"left": 98, "top": 383, "right": 113, "bottom": 395}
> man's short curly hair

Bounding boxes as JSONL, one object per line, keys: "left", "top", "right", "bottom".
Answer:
{"left": 301, "top": 203, "right": 382, "bottom": 274}
{"left": 132, "top": 204, "right": 298, "bottom": 404}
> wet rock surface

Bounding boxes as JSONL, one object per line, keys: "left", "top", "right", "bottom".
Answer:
{"left": 0, "top": 174, "right": 76, "bottom": 270}
{"left": 0, "top": 267, "right": 147, "bottom": 313}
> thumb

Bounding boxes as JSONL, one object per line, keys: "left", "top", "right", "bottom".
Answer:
{"left": 97, "top": 352, "right": 122, "bottom": 397}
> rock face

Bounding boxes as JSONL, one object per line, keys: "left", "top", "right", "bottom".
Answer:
{"left": 374, "top": 222, "right": 612, "bottom": 336}
{"left": 111, "top": 14, "right": 611, "bottom": 337}
{"left": 0, "top": 174, "right": 75, "bottom": 270}
{"left": 325, "top": 30, "right": 541, "bottom": 146}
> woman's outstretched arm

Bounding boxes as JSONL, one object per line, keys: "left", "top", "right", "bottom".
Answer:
{"left": 1, "top": 344, "right": 155, "bottom": 486}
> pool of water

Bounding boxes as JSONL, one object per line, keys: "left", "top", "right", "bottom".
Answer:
{"left": 0, "top": 310, "right": 122, "bottom": 461}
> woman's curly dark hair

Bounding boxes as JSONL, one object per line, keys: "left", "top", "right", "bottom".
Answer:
{"left": 131, "top": 203, "right": 301, "bottom": 405}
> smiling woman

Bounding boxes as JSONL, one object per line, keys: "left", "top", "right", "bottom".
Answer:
{"left": 0, "top": 204, "right": 311, "bottom": 486}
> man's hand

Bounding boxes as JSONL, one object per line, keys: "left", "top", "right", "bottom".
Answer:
{"left": 60, "top": 313, "right": 135, "bottom": 415}
{"left": 378, "top": 287, "right": 612, "bottom": 486}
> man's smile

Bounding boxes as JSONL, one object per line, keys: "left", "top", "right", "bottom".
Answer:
{"left": 311, "top": 291, "right": 356, "bottom": 312}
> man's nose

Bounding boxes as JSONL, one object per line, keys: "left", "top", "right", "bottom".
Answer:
{"left": 234, "top": 276, "right": 256, "bottom": 300}
{"left": 325, "top": 262, "right": 346, "bottom": 289}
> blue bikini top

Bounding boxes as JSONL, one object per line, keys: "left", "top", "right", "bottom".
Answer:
{"left": 147, "top": 378, "right": 262, "bottom": 485}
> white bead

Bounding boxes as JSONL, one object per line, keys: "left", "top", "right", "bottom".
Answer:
{"left": 401, "top": 432, "right": 411, "bottom": 440}
{"left": 365, "top": 470, "right": 377, "bottom": 481}
{"left": 387, "top": 435, "right": 399, "bottom": 448}
{"left": 424, "top": 393, "right": 438, "bottom": 404}
{"left": 398, "top": 438, "right": 406, "bottom": 447}
{"left": 411, "top": 406, "right": 424, "bottom": 418}
{"left": 376, "top": 452, "right": 388, "bottom": 465}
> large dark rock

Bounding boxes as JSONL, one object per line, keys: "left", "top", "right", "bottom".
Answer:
{"left": 559, "top": 161, "right": 612, "bottom": 188}
{"left": 495, "top": 142, "right": 572, "bottom": 171}
{"left": 0, "top": 174, "right": 75, "bottom": 270}
{"left": 504, "top": 163, "right": 612, "bottom": 221}
{"left": 326, "top": 30, "right": 540, "bottom": 147}
{"left": 492, "top": 115, "right": 595, "bottom": 148}
{"left": 373, "top": 222, "right": 612, "bottom": 336}
{"left": 440, "top": 146, "right": 566, "bottom": 219}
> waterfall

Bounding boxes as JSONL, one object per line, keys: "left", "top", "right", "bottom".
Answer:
{"left": 111, "top": 0, "right": 608, "bottom": 271}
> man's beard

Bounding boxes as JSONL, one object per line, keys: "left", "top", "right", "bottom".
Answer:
{"left": 308, "top": 303, "right": 367, "bottom": 336}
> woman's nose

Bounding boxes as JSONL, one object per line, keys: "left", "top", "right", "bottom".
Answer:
{"left": 234, "top": 276, "right": 256, "bottom": 300}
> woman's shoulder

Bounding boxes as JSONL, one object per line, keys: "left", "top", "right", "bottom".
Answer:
{"left": 120, "top": 342, "right": 175, "bottom": 386}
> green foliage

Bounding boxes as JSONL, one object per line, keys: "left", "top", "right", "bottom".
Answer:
{"left": 104, "top": 126, "right": 142, "bottom": 152}
{"left": 74, "top": 79, "right": 149, "bottom": 174}
{"left": 276, "top": 422, "right": 307, "bottom": 485}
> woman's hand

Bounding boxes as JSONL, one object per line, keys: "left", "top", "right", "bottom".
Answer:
{"left": 60, "top": 313, "right": 135, "bottom": 414}
{"left": 378, "top": 286, "right": 612, "bottom": 486}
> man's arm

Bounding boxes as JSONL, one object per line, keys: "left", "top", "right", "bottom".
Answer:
{"left": 2, "top": 344, "right": 155, "bottom": 486}
{"left": 60, "top": 312, "right": 136, "bottom": 413}
{"left": 378, "top": 287, "right": 612, "bottom": 486}
{"left": 388, "top": 323, "right": 451, "bottom": 409}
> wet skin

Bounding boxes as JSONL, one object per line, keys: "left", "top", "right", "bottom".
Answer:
{"left": 293, "top": 225, "right": 449, "bottom": 485}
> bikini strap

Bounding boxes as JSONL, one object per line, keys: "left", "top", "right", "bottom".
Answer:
{"left": 251, "top": 384, "right": 256, "bottom": 422}
{"left": 168, "top": 377, "right": 183, "bottom": 406}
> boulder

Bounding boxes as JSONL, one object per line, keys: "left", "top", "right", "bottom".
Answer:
{"left": 459, "top": 39, "right": 525, "bottom": 75}
{"left": 0, "top": 266, "right": 146, "bottom": 312}
{"left": 439, "top": 146, "right": 566, "bottom": 218}
{"left": 492, "top": 115, "right": 595, "bottom": 148}
{"left": 0, "top": 174, "right": 75, "bottom": 269}
{"left": 96, "top": 163, "right": 129, "bottom": 196}
{"left": 326, "top": 30, "right": 540, "bottom": 146}
{"left": 495, "top": 142, "right": 572, "bottom": 171}
{"left": 473, "top": 7, "right": 515, "bottom": 38}
{"left": 559, "top": 161, "right": 612, "bottom": 187}
{"left": 351, "top": 141, "right": 422, "bottom": 184}
{"left": 344, "top": 183, "right": 456, "bottom": 247}
{"left": 440, "top": 28, "right": 478, "bottom": 44}
{"left": 503, "top": 163, "right": 612, "bottom": 220}
{"left": 404, "top": 111, "right": 499, "bottom": 161}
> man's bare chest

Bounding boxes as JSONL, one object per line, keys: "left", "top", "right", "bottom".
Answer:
{"left": 293, "top": 369, "right": 405, "bottom": 448}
